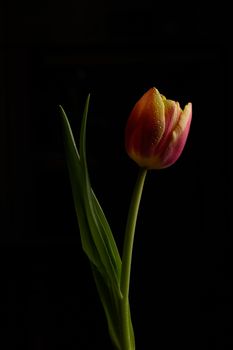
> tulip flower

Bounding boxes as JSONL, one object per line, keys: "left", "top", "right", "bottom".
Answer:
{"left": 125, "top": 87, "right": 192, "bottom": 169}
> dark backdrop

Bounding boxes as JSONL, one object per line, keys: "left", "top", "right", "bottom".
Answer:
{"left": 0, "top": 1, "right": 230, "bottom": 349}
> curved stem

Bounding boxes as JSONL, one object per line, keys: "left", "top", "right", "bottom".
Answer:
{"left": 120, "top": 168, "right": 147, "bottom": 350}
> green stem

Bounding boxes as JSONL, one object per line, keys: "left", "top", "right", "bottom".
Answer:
{"left": 120, "top": 168, "right": 147, "bottom": 350}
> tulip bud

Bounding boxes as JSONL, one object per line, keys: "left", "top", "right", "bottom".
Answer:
{"left": 125, "top": 87, "right": 192, "bottom": 169}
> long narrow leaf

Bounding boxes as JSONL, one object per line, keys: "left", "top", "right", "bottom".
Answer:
{"left": 60, "top": 103, "right": 122, "bottom": 290}
{"left": 79, "top": 96, "right": 122, "bottom": 291}
{"left": 60, "top": 105, "right": 106, "bottom": 278}
{"left": 60, "top": 100, "right": 124, "bottom": 348}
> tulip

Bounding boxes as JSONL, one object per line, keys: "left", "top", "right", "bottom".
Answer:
{"left": 125, "top": 87, "right": 192, "bottom": 169}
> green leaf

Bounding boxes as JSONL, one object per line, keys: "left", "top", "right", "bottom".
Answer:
{"left": 60, "top": 105, "right": 106, "bottom": 275}
{"left": 60, "top": 98, "right": 122, "bottom": 292}
{"left": 78, "top": 96, "right": 122, "bottom": 292}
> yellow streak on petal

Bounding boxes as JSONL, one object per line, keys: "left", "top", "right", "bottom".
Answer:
{"left": 171, "top": 103, "right": 192, "bottom": 142}
{"left": 163, "top": 99, "right": 181, "bottom": 132}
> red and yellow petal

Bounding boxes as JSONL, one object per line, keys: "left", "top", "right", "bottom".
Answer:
{"left": 158, "top": 102, "right": 192, "bottom": 168}
{"left": 125, "top": 88, "right": 165, "bottom": 159}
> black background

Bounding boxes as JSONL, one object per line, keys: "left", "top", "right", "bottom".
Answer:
{"left": 0, "top": 1, "right": 230, "bottom": 349}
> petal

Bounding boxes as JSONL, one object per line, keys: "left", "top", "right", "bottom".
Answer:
{"left": 125, "top": 88, "right": 165, "bottom": 159}
{"left": 159, "top": 103, "right": 192, "bottom": 168}
{"left": 164, "top": 99, "right": 181, "bottom": 136}
{"left": 155, "top": 99, "right": 181, "bottom": 155}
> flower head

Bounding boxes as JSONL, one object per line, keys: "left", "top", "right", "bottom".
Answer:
{"left": 125, "top": 87, "right": 192, "bottom": 169}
